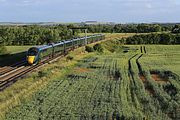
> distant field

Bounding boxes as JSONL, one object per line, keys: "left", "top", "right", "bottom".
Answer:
{"left": 80, "top": 33, "right": 138, "bottom": 38}
{"left": 5, "top": 46, "right": 32, "bottom": 54}
{"left": 5, "top": 43, "right": 180, "bottom": 119}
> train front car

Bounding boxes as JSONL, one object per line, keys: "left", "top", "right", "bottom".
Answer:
{"left": 27, "top": 47, "right": 39, "bottom": 65}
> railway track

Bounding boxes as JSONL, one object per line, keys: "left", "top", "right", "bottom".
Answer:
{"left": 0, "top": 54, "right": 64, "bottom": 91}
{"left": 0, "top": 60, "right": 26, "bottom": 76}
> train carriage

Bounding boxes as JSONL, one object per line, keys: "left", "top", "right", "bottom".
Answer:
{"left": 78, "top": 37, "right": 86, "bottom": 46}
{"left": 72, "top": 38, "right": 80, "bottom": 48}
{"left": 64, "top": 40, "right": 73, "bottom": 51}
{"left": 27, "top": 34, "right": 105, "bottom": 65}
{"left": 39, "top": 46, "right": 54, "bottom": 59}
{"left": 53, "top": 42, "right": 64, "bottom": 55}
{"left": 87, "top": 36, "right": 93, "bottom": 44}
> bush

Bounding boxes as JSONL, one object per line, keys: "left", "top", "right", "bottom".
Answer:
{"left": 66, "top": 55, "right": 74, "bottom": 61}
{"left": 85, "top": 46, "right": 94, "bottom": 52}
{"left": 93, "top": 44, "right": 104, "bottom": 53}
{"left": 38, "top": 71, "right": 47, "bottom": 78}
{"left": 0, "top": 45, "right": 8, "bottom": 55}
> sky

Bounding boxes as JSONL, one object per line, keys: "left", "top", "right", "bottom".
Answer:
{"left": 0, "top": 0, "right": 180, "bottom": 23}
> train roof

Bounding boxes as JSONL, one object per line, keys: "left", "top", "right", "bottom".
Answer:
{"left": 28, "top": 45, "right": 52, "bottom": 52}
{"left": 53, "top": 42, "right": 64, "bottom": 47}
{"left": 37, "top": 45, "right": 52, "bottom": 51}
{"left": 27, "top": 34, "right": 104, "bottom": 52}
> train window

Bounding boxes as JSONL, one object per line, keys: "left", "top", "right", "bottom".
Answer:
{"left": 28, "top": 48, "right": 38, "bottom": 56}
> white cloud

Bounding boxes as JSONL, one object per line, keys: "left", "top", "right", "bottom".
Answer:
{"left": 146, "top": 3, "right": 152, "bottom": 9}
{"left": 14, "top": 0, "right": 41, "bottom": 6}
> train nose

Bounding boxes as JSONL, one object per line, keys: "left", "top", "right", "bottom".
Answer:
{"left": 28, "top": 56, "right": 35, "bottom": 64}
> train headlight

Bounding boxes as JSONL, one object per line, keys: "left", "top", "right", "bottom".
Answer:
{"left": 28, "top": 56, "right": 35, "bottom": 64}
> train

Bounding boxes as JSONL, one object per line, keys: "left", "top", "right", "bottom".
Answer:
{"left": 27, "top": 34, "right": 105, "bottom": 65}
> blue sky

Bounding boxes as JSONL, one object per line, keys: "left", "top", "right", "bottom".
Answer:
{"left": 0, "top": 0, "right": 180, "bottom": 23}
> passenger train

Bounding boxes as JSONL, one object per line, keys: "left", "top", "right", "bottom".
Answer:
{"left": 27, "top": 34, "right": 105, "bottom": 65}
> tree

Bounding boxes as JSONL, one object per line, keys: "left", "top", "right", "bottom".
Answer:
{"left": 172, "top": 24, "right": 180, "bottom": 33}
{"left": 159, "top": 33, "right": 172, "bottom": 44}
{"left": 125, "top": 33, "right": 179, "bottom": 45}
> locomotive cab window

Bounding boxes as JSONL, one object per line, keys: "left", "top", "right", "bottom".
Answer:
{"left": 28, "top": 48, "right": 38, "bottom": 56}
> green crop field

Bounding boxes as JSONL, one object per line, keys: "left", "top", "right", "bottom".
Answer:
{"left": 5, "top": 41, "right": 180, "bottom": 119}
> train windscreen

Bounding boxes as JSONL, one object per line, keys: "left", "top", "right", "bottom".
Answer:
{"left": 27, "top": 48, "right": 38, "bottom": 56}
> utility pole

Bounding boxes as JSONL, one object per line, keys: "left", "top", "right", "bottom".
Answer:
{"left": 85, "top": 29, "right": 87, "bottom": 45}
{"left": 69, "top": 27, "right": 88, "bottom": 44}
{"left": 69, "top": 27, "right": 88, "bottom": 52}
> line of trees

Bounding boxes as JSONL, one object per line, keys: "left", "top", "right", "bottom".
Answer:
{"left": 125, "top": 33, "right": 180, "bottom": 44}
{"left": 85, "top": 24, "right": 173, "bottom": 33}
{"left": 0, "top": 25, "right": 79, "bottom": 46}
{"left": 0, "top": 23, "right": 179, "bottom": 47}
